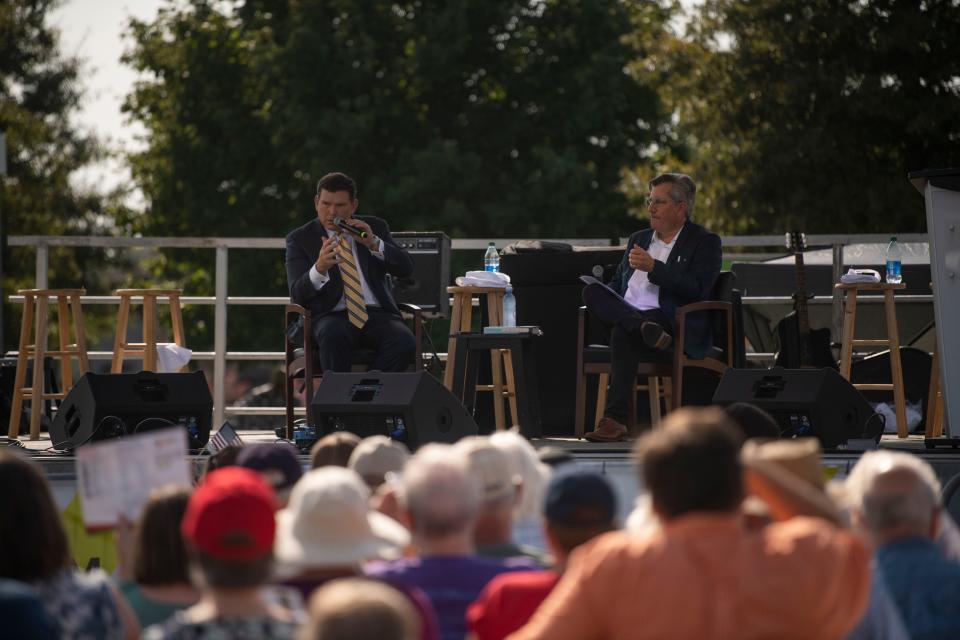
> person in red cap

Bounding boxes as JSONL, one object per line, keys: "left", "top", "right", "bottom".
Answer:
{"left": 142, "top": 467, "right": 299, "bottom": 639}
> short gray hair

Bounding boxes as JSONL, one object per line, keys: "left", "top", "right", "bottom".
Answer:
{"left": 399, "top": 444, "right": 480, "bottom": 538}
{"left": 649, "top": 172, "right": 696, "bottom": 218}
{"left": 845, "top": 451, "right": 941, "bottom": 536}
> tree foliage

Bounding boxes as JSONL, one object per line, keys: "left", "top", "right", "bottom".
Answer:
{"left": 120, "top": 0, "right": 673, "bottom": 349}
{"left": 0, "top": 0, "right": 109, "bottom": 349}
{"left": 656, "top": 0, "right": 960, "bottom": 234}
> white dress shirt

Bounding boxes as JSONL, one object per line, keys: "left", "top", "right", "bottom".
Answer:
{"left": 624, "top": 233, "right": 677, "bottom": 311}
{"left": 308, "top": 232, "right": 386, "bottom": 310}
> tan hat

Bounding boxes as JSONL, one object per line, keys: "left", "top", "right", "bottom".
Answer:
{"left": 274, "top": 467, "right": 409, "bottom": 569}
{"left": 456, "top": 437, "right": 519, "bottom": 503}
{"left": 742, "top": 437, "right": 825, "bottom": 488}
{"left": 348, "top": 436, "right": 410, "bottom": 488}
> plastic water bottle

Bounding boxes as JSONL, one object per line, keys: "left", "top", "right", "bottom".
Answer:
{"left": 484, "top": 242, "right": 500, "bottom": 272}
{"left": 885, "top": 236, "right": 902, "bottom": 284}
{"left": 502, "top": 286, "right": 517, "bottom": 327}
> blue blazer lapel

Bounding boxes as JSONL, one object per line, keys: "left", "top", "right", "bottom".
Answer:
{"left": 665, "top": 221, "right": 692, "bottom": 267}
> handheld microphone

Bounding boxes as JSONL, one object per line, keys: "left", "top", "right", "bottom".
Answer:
{"left": 333, "top": 217, "right": 368, "bottom": 238}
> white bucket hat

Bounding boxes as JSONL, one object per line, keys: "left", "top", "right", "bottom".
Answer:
{"left": 274, "top": 467, "right": 409, "bottom": 568}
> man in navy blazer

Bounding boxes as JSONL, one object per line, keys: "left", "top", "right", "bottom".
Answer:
{"left": 582, "top": 173, "right": 721, "bottom": 442}
{"left": 286, "top": 172, "right": 416, "bottom": 373}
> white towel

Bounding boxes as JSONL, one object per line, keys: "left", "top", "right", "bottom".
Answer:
{"left": 840, "top": 268, "right": 881, "bottom": 284}
{"left": 455, "top": 270, "right": 512, "bottom": 288}
{"left": 157, "top": 343, "right": 193, "bottom": 372}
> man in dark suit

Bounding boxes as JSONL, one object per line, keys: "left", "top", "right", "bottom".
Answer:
{"left": 286, "top": 172, "right": 416, "bottom": 372}
{"left": 582, "top": 173, "right": 721, "bottom": 442}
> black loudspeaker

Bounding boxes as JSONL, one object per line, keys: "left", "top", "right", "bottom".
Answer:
{"left": 712, "top": 367, "right": 882, "bottom": 448}
{"left": 311, "top": 371, "right": 477, "bottom": 448}
{"left": 392, "top": 232, "right": 451, "bottom": 317}
{"left": 50, "top": 371, "right": 213, "bottom": 450}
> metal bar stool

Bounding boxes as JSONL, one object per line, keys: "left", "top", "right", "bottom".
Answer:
{"left": 443, "top": 286, "right": 518, "bottom": 430}
{"left": 8, "top": 289, "right": 90, "bottom": 440}
{"left": 111, "top": 289, "right": 186, "bottom": 373}
{"left": 836, "top": 282, "right": 908, "bottom": 438}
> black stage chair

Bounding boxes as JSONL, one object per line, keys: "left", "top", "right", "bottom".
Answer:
{"left": 574, "top": 271, "right": 745, "bottom": 438}
{"left": 284, "top": 303, "right": 422, "bottom": 437}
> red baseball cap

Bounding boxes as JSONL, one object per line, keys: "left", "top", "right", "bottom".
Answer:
{"left": 182, "top": 467, "right": 278, "bottom": 561}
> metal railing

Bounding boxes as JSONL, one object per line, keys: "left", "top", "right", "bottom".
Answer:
{"left": 6, "top": 233, "right": 933, "bottom": 427}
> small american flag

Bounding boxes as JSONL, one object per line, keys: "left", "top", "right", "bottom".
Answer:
{"left": 206, "top": 421, "right": 244, "bottom": 453}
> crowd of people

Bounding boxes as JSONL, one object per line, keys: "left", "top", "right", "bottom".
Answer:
{"left": 2, "top": 403, "right": 960, "bottom": 639}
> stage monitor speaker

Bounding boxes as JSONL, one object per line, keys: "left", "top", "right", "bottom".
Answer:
{"left": 712, "top": 367, "right": 882, "bottom": 448}
{"left": 391, "top": 232, "right": 451, "bottom": 318}
{"left": 50, "top": 371, "right": 212, "bottom": 451}
{"left": 311, "top": 370, "right": 477, "bottom": 448}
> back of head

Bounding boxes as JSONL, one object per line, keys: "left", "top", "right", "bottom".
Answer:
{"left": 311, "top": 432, "right": 362, "bottom": 469}
{"left": 400, "top": 444, "right": 480, "bottom": 539}
{"left": 182, "top": 467, "right": 279, "bottom": 588}
{"left": 846, "top": 451, "right": 941, "bottom": 542}
{"left": 135, "top": 484, "right": 193, "bottom": 586}
{"left": 544, "top": 467, "right": 617, "bottom": 555}
{"left": 348, "top": 436, "right": 410, "bottom": 490}
{"left": 723, "top": 402, "right": 781, "bottom": 441}
{"left": 636, "top": 407, "right": 744, "bottom": 520}
{"left": 489, "top": 430, "right": 551, "bottom": 520}
{"left": 0, "top": 579, "right": 58, "bottom": 640}
{"left": 299, "top": 577, "right": 419, "bottom": 640}
{"left": 237, "top": 443, "right": 303, "bottom": 496}
{"left": 456, "top": 436, "right": 519, "bottom": 511}
{"left": 0, "top": 450, "right": 69, "bottom": 582}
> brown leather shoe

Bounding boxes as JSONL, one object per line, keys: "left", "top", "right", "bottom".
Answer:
{"left": 584, "top": 417, "right": 628, "bottom": 442}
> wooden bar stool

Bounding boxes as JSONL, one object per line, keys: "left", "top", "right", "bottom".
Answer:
{"left": 111, "top": 289, "right": 186, "bottom": 373}
{"left": 926, "top": 330, "right": 944, "bottom": 438}
{"left": 8, "top": 289, "right": 90, "bottom": 440}
{"left": 836, "top": 282, "right": 908, "bottom": 438}
{"left": 443, "top": 286, "right": 518, "bottom": 430}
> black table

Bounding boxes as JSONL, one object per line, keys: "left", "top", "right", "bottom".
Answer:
{"left": 449, "top": 331, "right": 543, "bottom": 438}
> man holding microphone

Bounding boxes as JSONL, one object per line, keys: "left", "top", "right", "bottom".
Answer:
{"left": 286, "top": 172, "right": 416, "bottom": 373}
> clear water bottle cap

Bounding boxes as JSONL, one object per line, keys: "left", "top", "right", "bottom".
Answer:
{"left": 890, "top": 236, "right": 897, "bottom": 241}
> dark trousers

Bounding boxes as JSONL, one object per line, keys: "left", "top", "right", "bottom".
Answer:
{"left": 312, "top": 308, "right": 416, "bottom": 373}
{"left": 582, "top": 282, "right": 672, "bottom": 424}
{"left": 605, "top": 314, "right": 670, "bottom": 423}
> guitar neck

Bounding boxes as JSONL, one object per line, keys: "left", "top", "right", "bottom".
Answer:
{"left": 794, "top": 249, "right": 811, "bottom": 336}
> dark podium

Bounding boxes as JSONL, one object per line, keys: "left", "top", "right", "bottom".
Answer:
{"left": 500, "top": 246, "right": 623, "bottom": 436}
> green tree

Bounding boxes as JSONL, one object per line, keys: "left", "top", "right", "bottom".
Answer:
{"left": 0, "top": 0, "right": 109, "bottom": 350}
{"left": 660, "top": 0, "right": 960, "bottom": 234}
{"left": 121, "top": 0, "right": 675, "bottom": 350}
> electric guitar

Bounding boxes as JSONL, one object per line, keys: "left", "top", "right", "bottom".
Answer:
{"left": 774, "top": 232, "right": 837, "bottom": 369}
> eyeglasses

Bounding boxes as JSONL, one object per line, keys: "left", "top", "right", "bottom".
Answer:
{"left": 645, "top": 197, "right": 674, "bottom": 207}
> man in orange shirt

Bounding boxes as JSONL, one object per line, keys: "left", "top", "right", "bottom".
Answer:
{"left": 509, "top": 408, "right": 871, "bottom": 640}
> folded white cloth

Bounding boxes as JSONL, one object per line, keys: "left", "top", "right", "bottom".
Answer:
{"left": 455, "top": 270, "right": 512, "bottom": 288}
{"left": 157, "top": 343, "right": 193, "bottom": 372}
{"left": 840, "top": 268, "right": 881, "bottom": 284}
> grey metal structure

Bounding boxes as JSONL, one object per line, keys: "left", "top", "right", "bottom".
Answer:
{"left": 911, "top": 169, "right": 960, "bottom": 436}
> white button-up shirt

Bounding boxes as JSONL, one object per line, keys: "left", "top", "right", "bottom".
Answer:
{"left": 624, "top": 234, "right": 677, "bottom": 311}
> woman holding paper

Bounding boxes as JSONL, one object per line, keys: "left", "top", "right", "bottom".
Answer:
{"left": 0, "top": 450, "right": 140, "bottom": 639}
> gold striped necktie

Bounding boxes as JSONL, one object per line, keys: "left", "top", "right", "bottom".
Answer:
{"left": 338, "top": 235, "right": 369, "bottom": 329}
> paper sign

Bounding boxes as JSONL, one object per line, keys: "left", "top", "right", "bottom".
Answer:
{"left": 75, "top": 427, "right": 191, "bottom": 530}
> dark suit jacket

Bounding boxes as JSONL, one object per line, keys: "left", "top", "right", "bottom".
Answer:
{"left": 285, "top": 215, "right": 414, "bottom": 318}
{"left": 608, "top": 219, "right": 722, "bottom": 359}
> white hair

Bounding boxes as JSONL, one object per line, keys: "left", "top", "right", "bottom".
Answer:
{"left": 488, "top": 430, "right": 551, "bottom": 520}
{"left": 399, "top": 444, "right": 480, "bottom": 538}
{"left": 845, "top": 451, "right": 941, "bottom": 536}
